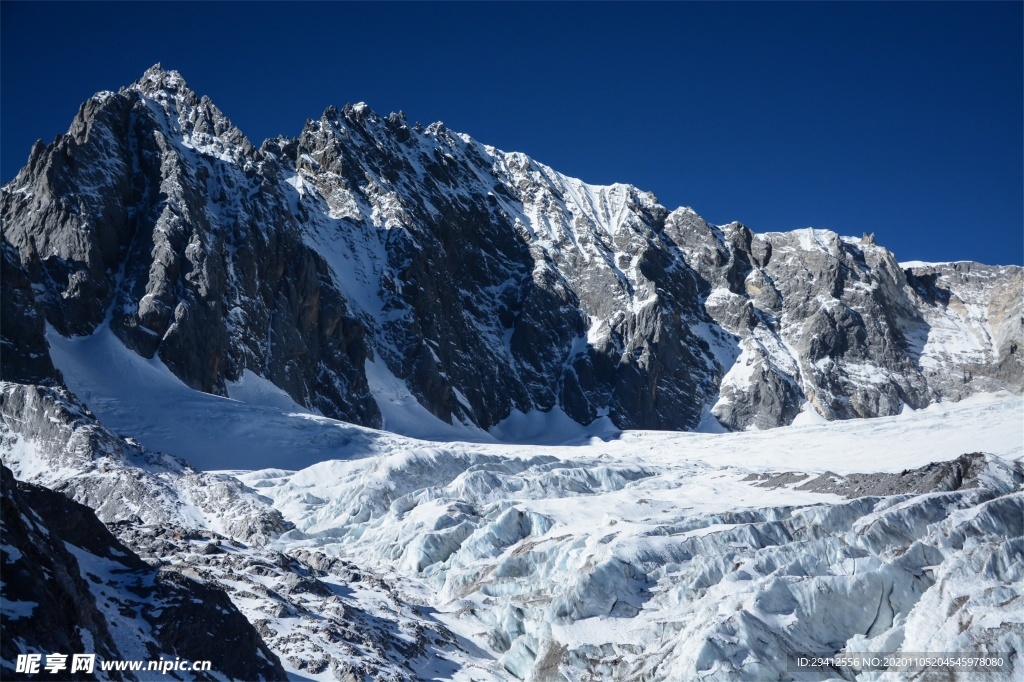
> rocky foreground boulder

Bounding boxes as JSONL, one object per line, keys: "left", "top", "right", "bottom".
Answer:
{"left": 0, "top": 464, "right": 287, "bottom": 681}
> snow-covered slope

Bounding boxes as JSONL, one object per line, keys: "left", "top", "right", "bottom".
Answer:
{"left": 0, "top": 381, "right": 291, "bottom": 543}
{"left": 39, "top": 305, "right": 1023, "bottom": 474}
{"left": 0, "top": 464, "right": 287, "bottom": 680}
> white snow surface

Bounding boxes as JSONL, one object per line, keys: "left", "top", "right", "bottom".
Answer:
{"left": 46, "top": 324, "right": 405, "bottom": 471}
{"left": 364, "top": 357, "right": 488, "bottom": 442}
{"left": 898, "top": 260, "right": 955, "bottom": 268}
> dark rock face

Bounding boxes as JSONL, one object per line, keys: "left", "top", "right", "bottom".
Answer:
{"left": 1, "top": 67, "right": 378, "bottom": 427}
{"left": 2, "top": 65, "right": 1020, "bottom": 434}
{"left": 746, "top": 452, "right": 1024, "bottom": 499}
{"left": 0, "top": 240, "right": 59, "bottom": 385}
{"left": 276, "top": 104, "right": 720, "bottom": 431}
{"left": 0, "top": 465, "right": 287, "bottom": 681}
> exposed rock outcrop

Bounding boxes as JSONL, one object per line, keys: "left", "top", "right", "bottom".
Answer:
{"left": 0, "top": 465, "right": 287, "bottom": 681}
{"left": 1, "top": 67, "right": 378, "bottom": 427}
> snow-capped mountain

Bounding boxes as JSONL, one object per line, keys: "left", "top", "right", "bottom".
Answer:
{"left": 3, "top": 65, "right": 1020, "bottom": 438}
{"left": 2, "top": 66, "right": 1022, "bottom": 681}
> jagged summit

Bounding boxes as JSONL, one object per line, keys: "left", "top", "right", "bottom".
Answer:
{"left": 131, "top": 62, "right": 189, "bottom": 95}
{"left": 344, "top": 101, "right": 372, "bottom": 117}
{"left": 1, "top": 67, "right": 1020, "bottom": 439}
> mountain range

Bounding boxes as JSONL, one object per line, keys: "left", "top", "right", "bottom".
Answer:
{"left": 1, "top": 65, "right": 1021, "bottom": 681}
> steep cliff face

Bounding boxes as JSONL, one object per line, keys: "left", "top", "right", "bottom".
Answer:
{"left": 275, "top": 102, "right": 717, "bottom": 431}
{"left": 0, "top": 241, "right": 59, "bottom": 385}
{"left": 2, "top": 65, "right": 1020, "bottom": 435}
{"left": 1, "top": 68, "right": 378, "bottom": 427}
{"left": 903, "top": 261, "right": 1023, "bottom": 397}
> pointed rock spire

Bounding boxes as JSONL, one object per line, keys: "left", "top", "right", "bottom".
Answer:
{"left": 132, "top": 63, "right": 192, "bottom": 98}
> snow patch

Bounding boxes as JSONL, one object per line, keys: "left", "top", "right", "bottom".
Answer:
{"left": 226, "top": 370, "right": 312, "bottom": 414}
{"left": 488, "top": 407, "right": 619, "bottom": 445}
{"left": 364, "top": 358, "right": 488, "bottom": 442}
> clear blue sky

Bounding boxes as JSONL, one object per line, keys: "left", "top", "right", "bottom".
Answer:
{"left": 3, "top": 1, "right": 1021, "bottom": 265}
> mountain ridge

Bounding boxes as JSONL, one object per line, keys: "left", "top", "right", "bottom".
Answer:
{"left": 2, "top": 65, "right": 1020, "bottom": 440}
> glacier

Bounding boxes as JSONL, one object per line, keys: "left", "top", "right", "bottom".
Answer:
{"left": 2, "top": 359, "right": 1021, "bottom": 679}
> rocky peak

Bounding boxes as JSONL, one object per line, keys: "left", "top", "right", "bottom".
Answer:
{"left": 342, "top": 100, "right": 375, "bottom": 123}
{"left": 127, "top": 63, "right": 254, "bottom": 158}
{"left": 131, "top": 62, "right": 189, "bottom": 96}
